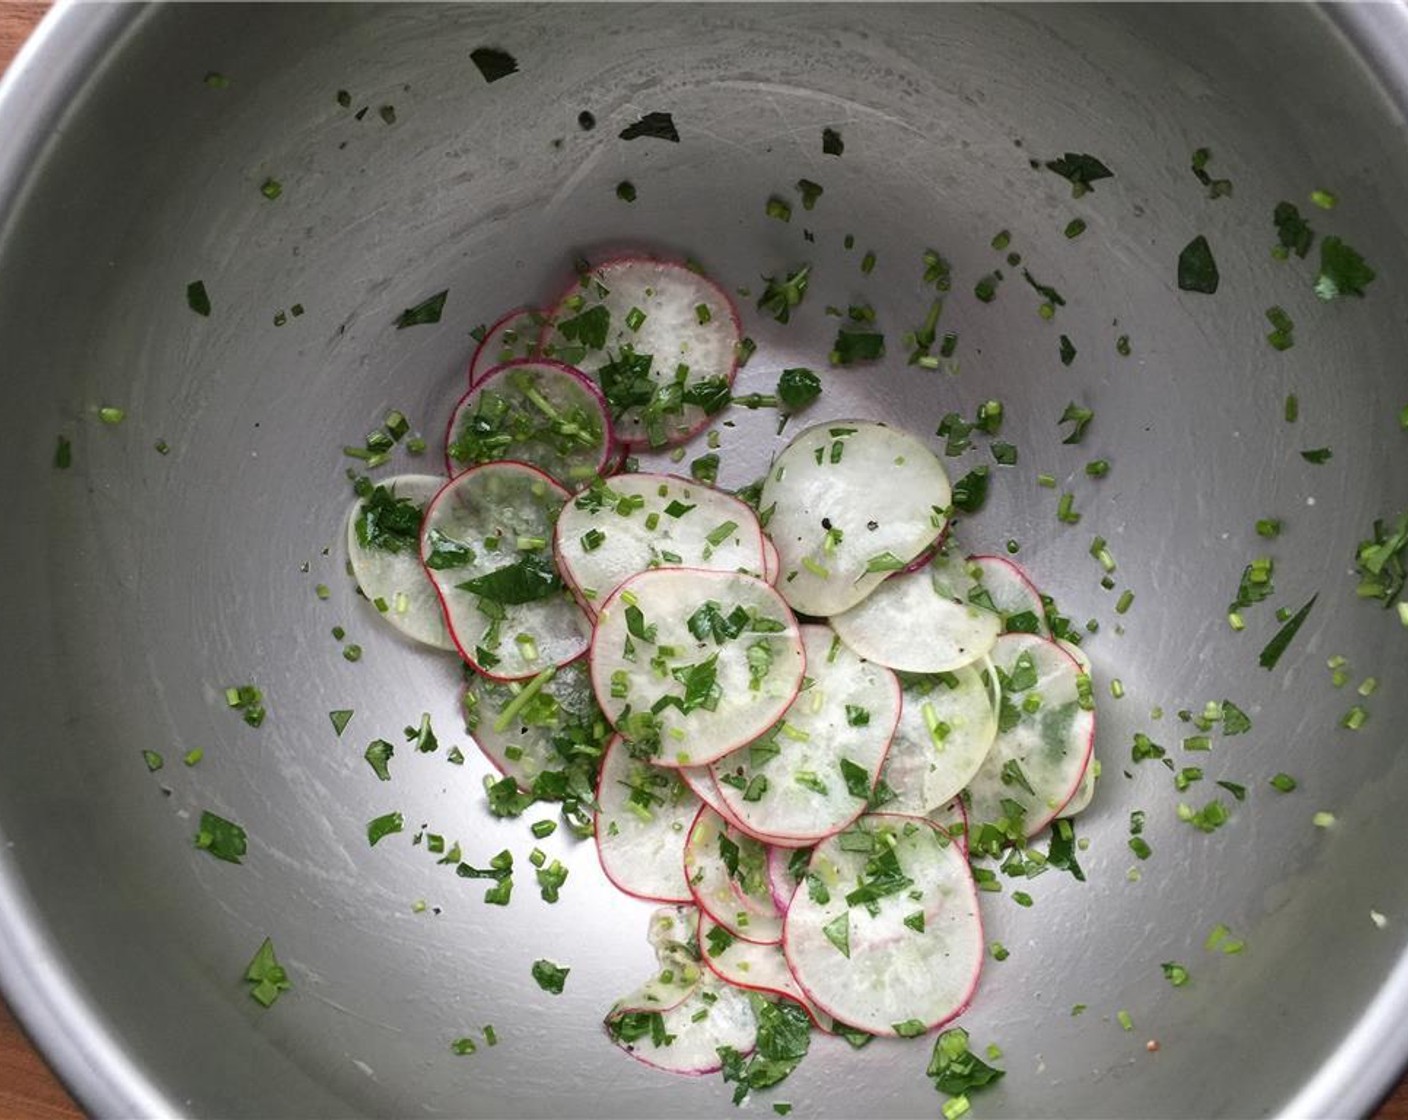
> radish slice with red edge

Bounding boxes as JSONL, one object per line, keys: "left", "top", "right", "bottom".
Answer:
{"left": 678, "top": 765, "right": 733, "bottom": 820}
{"left": 556, "top": 473, "right": 766, "bottom": 613}
{"left": 968, "top": 554, "right": 1051, "bottom": 635}
{"left": 877, "top": 660, "right": 998, "bottom": 814}
{"left": 962, "top": 633, "right": 1096, "bottom": 838}
{"left": 766, "top": 844, "right": 813, "bottom": 912}
{"left": 462, "top": 656, "right": 603, "bottom": 789}
{"left": 709, "top": 625, "right": 900, "bottom": 845}
{"left": 420, "top": 461, "right": 591, "bottom": 680}
{"left": 594, "top": 734, "right": 700, "bottom": 904}
{"left": 683, "top": 806, "right": 784, "bottom": 943}
{"left": 831, "top": 544, "right": 1002, "bottom": 673}
{"left": 605, "top": 972, "right": 756, "bottom": 1075}
{"left": 468, "top": 306, "right": 544, "bottom": 386}
{"left": 345, "top": 474, "right": 456, "bottom": 651}
{"left": 760, "top": 420, "right": 952, "bottom": 617}
{"left": 1053, "top": 638, "right": 1097, "bottom": 817}
{"left": 697, "top": 912, "right": 832, "bottom": 1031}
{"left": 590, "top": 568, "right": 805, "bottom": 769}
{"left": 928, "top": 797, "right": 970, "bottom": 856}
{"left": 782, "top": 813, "right": 983, "bottom": 1037}
{"left": 444, "top": 359, "right": 614, "bottom": 489}
{"left": 762, "top": 535, "right": 780, "bottom": 585}
{"left": 542, "top": 256, "right": 741, "bottom": 450}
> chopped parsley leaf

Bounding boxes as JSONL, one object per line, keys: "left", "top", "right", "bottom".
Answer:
{"left": 194, "top": 810, "right": 247, "bottom": 864}
{"left": 1315, "top": 236, "right": 1375, "bottom": 300}
{"left": 396, "top": 290, "right": 448, "bottom": 328}
{"left": 1059, "top": 402, "right": 1094, "bottom": 444}
{"left": 619, "top": 112, "right": 679, "bottom": 142}
{"left": 1300, "top": 448, "right": 1332, "bottom": 464}
{"left": 1353, "top": 513, "right": 1407, "bottom": 604}
{"left": 777, "top": 367, "right": 821, "bottom": 410}
{"left": 797, "top": 179, "right": 824, "bottom": 210}
{"left": 367, "top": 810, "right": 404, "bottom": 846}
{"left": 757, "top": 265, "right": 811, "bottom": 324}
{"left": 1044, "top": 152, "right": 1113, "bottom": 196}
{"left": 187, "top": 280, "right": 212, "bottom": 317}
{"left": 457, "top": 555, "right": 562, "bottom": 604}
{"left": 1177, "top": 235, "right": 1219, "bottom": 294}
{"left": 830, "top": 328, "right": 884, "bottom": 365}
{"left": 1058, "top": 334, "right": 1076, "bottom": 366}
{"left": 469, "top": 47, "right": 518, "bottom": 83}
{"left": 822, "top": 127, "right": 844, "bottom": 156}
{"left": 531, "top": 958, "right": 570, "bottom": 994}
{"left": 951, "top": 467, "right": 989, "bottom": 514}
{"left": 926, "top": 1026, "right": 1005, "bottom": 1095}
{"left": 245, "top": 938, "right": 292, "bottom": 1008}
{"left": 364, "top": 739, "right": 394, "bottom": 781}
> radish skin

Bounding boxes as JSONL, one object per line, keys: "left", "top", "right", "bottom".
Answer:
{"left": 468, "top": 306, "right": 544, "bottom": 386}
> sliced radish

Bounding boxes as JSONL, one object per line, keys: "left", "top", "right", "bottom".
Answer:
{"left": 469, "top": 306, "right": 544, "bottom": 386}
{"left": 605, "top": 971, "right": 756, "bottom": 1075}
{"left": 697, "top": 912, "right": 831, "bottom": 1030}
{"left": 709, "top": 626, "right": 899, "bottom": 845}
{"left": 877, "top": 661, "right": 998, "bottom": 815}
{"left": 928, "top": 797, "right": 970, "bottom": 855}
{"left": 462, "top": 656, "right": 602, "bottom": 788}
{"left": 420, "top": 462, "right": 591, "bottom": 680}
{"left": 968, "top": 554, "right": 1051, "bottom": 635}
{"left": 590, "top": 568, "right": 805, "bottom": 769}
{"left": 830, "top": 545, "right": 1002, "bottom": 673}
{"left": 678, "top": 765, "right": 733, "bottom": 820}
{"left": 760, "top": 421, "right": 951, "bottom": 617}
{"left": 762, "top": 535, "right": 780, "bottom": 585}
{"left": 766, "top": 844, "right": 813, "bottom": 912}
{"left": 345, "top": 474, "right": 456, "bottom": 651}
{"left": 594, "top": 735, "right": 701, "bottom": 904}
{"left": 962, "top": 633, "right": 1096, "bottom": 837}
{"left": 1052, "top": 638, "right": 1097, "bottom": 818}
{"left": 783, "top": 814, "right": 983, "bottom": 1037}
{"left": 683, "top": 806, "right": 784, "bottom": 943}
{"left": 556, "top": 473, "right": 766, "bottom": 612}
{"left": 444, "top": 359, "right": 614, "bottom": 489}
{"left": 541, "top": 257, "right": 741, "bottom": 450}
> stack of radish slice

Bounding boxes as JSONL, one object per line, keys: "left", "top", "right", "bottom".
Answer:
{"left": 341, "top": 252, "right": 1099, "bottom": 1074}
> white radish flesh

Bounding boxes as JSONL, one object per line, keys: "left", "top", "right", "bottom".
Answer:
{"left": 590, "top": 568, "right": 805, "bottom": 769}
{"left": 760, "top": 421, "right": 951, "bottom": 617}
{"left": 878, "top": 661, "right": 999, "bottom": 814}
{"left": 468, "top": 307, "right": 544, "bottom": 385}
{"left": 541, "top": 257, "right": 741, "bottom": 450}
{"left": 420, "top": 462, "right": 591, "bottom": 680}
{"left": 594, "top": 735, "right": 701, "bottom": 904}
{"left": 830, "top": 546, "right": 1001, "bottom": 673}
{"left": 766, "top": 844, "right": 812, "bottom": 912}
{"left": 710, "top": 626, "right": 900, "bottom": 844}
{"left": 762, "top": 534, "right": 780, "bottom": 585}
{"left": 968, "top": 554, "right": 1051, "bottom": 635}
{"left": 605, "top": 973, "right": 756, "bottom": 1075}
{"left": 683, "top": 807, "right": 784, "bottom": 943}
{"left": 927, "top": 798, "right": 970, "bottom": 856}
{"left": 555, "top": 473, "right": 766, "bottom": 612}
{"left": 345, "top": 474, "right": 456, "bottom": 651}
{"left": 697, "top": 912, "right": 831, "bottom": 1030}
{"left": 963, "top": 633, "right": 1096, "bottom": 837}
{"left": 444, "top": 359, "right": 614, "bottom": 488}
{"left": 783, "top": 814, "right": 983, "bottom": 1037}
{"left": 462, "top": 657, "right": 602, "bottom": 789}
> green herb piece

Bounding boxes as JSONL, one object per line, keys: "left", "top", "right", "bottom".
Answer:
{"left": 943, "top": 1097, "right": 971, "bottom": 1120}
{"left": 1064, "top": 218, "right": 1087, "bottom": 239}
{"left": 1117, "top": 1010, "right": 1134, "bottom": 1032}
{"left": 822, "top": 913, "right": 850, "bottom": 958}
{"left": 470, "top": 47, "right": 519, "bottom": 83}
{"left": 97, "top": 406, "right": 125, "bottom": 425}
{"left": 355, "top": 484, "right": 423, "bottom": 555}
{"left": 367, "top": 811, "right": 404, "bottom": 846}
{"left": 766, "top": 195, "right": 793, "bottom": 223}
{"left": 860, "top": 250, "right": 877, "bottom": 275}
{"left": 797, "top": 179, "right": 824, "bottom": 210}
{"left": 1270, "top": 772, "right": 1297, "bottom": 793}
{"left": 1310, "top": 188, "right": 1338, "bottom": 210}
{"left": 396, "top": 290, "right": 448, "bottom": 328}
{"left": 1116, "top": 334, "right": 1131, "bottom": 356}
{"left": 1265, "top": 306, "right": 1295, "bottom": 350}
{"left": 893, "top": 1019, "right": 928, "bottom": 1038}
{"left": 1313, "top": 811, "right": 1336, "bottom": 828}
{"left": 450, "top": 1037, "right": 477, "bottom": 1056}
{"left": 537, "top": 858, "right": 568, "bottom": 902}
{"left": 1190, "top": 148, "right": 1233, "bottom": 198}
{"left": 1162, "top": 961, "right": 1191, "bottom": 988}
{"left": 774, "top": 1106, "right": 792, "bottom": 1116}
{"left": 245, "top": 938, "right": 292, "bottom": 1008}
{"left": 142, "top": 749, "right": 164, "bottom": 772}
{"left": 718, "top": 998, "right": 813, "bottom": 1105}
{"left": 363, "top": 739, "right": 394, "bottom": 781}
{"left": 1058, "top": 335, "right": 1076, "bottom": 366}
{"left": 1315, "top": 236, "right": 1375, "bottom": 300}
{"left": 1059, "top": 402, "right": 1094, "bottom": 444}
{"left": 1044, "top": 152, "right": 1114, "bottom": 196}
{"left": 457, "top": 555, "right": 562, "bottom": 605}
{"left": 1300, "top": 447, "right": 1332, "bottom": 464}
{"left": 187, "top": 280, "right": 212, "bottom": 317}
{"left": 615, "top": 180, "right": 637, "bottom": 203}
{"left": 1353, "top": 513, "right": 1408, "bottom": 604}
{"left": 54, "top": 436, "right": 72, "bottom": 469}
{"left": 822, "top": 127, "right": 844, "bottom": 156}
{"left": 926, "top": 1027, "right": 1006, "bottom": 1095}
{"left": 989, "top": 941, "right": 1009, "bottom": 961}
{"left": 757, "top": 264, "right": 811, "bottom": 324}
{"left": 342, "top": 644, "right": 362, "bottom": 663}
{"left": 1285, "top": 394, "right": 1299, "bottom": 423}
{"left": 952, "top": 467, "right": 989, "bottom": 514}
{"left": 204, "top": 72, "right": 229, "bottom": 89}
{"left": 1177, "top": 235, "right": 1219, "bottom": 294}
{"left": 1256, "top": 518, "right": 1282, "bottom": 539}
{"left": 777, "top": 367, "right": 821, "bottom": 410}
{"left": 991, "top": 441, "right": 1018, "bottom": 466}
{"left": 531, "top": 959, "right": 569, "bottom": 994}
{"left": 259, "top": 178, "right": 282, "bottom": 201}
{"left": 1129, "top": 836, "right": 1152, "bottom": 860}
{"left": 691, "top": 452, "right": 720, "bottom": 485}
{"left": 194, "top": 811, "right": 247, "bottom": 864}
{"left": 1273, "top": 201, "right": 1314, "bottom": 258}
{"left": 182, "top": 747, "right": 203, "bottom": 767}
{"left": 224, "top": 683, "right": 266, "bottom": 727}
{"left": 557, "top": 304, "right": 610, "bottom": 350}
{"left": 973, "top": 273, "right": 1001, "bottom": 303}
{"left": 830, "top": 328, "right": 885, "bottom": 366}
{"left": 1257, "top": 593, "right": 1317, "bottom": 671}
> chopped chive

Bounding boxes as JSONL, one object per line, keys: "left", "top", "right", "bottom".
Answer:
{"left": 1115, "top": 589, "right": 1134, "bottom": 614}
{"left": 1309, "top": 188, "right": 1337, "bottom": 210}
{"left": 54, "top": 436, "right": 72, "bottom": 468}
{"left": 766, "top": 196, "right": 792, "bottom": 222}
{"left": 1270, "top": 773, "right": 1297, "bottom": 793}
{"left": 860, "top": 250, "right": 877, "bottom": 275}
{"left": 1117, "top": 1010, "right": 1133, "bottom": 1032}
{"left": 1064, "top": 218, "right": 1087, "bottom": 239}
{"left": 1037, "top": 473, "right": 1056, "bottom": 489}
{"left": 1313, "top": 811, "right": 1335, "bottom": 828}
{"left": 1341, "top": 705, "right": 1369, "bottom": 730}
{"left": 1085, "top": 459, "right": 1110, "bottom": 478}
{"left": 1057, "top": 493, "right": 1081, "bottom": 524}
{"left": 1285, "top": 394, "right": 1299, "bottom": 423}
{"left": 142, "top": 750, "right": 164, "bottom": 772}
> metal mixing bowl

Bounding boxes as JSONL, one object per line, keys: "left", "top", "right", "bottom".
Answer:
{"left": 3, "top": 3, "right": 1408, "bottom": 1116}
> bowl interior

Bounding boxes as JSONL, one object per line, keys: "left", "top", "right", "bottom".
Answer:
{"left": 2, "top": 4, "right": 1408, "bottom": 1117}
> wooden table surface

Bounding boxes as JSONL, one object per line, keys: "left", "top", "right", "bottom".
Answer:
{"left": 0, "top": 4, "right": 1406, "bottom": 1118}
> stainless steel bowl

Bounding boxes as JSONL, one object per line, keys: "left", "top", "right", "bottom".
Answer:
{"left": 3, "top": 4, "right": 1408, "bottom": 1116}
